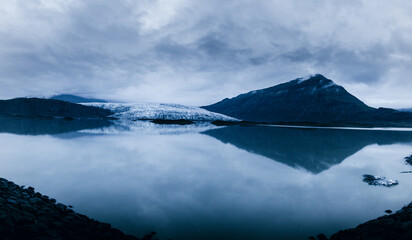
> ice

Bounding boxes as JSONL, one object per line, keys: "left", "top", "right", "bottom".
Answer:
{"left": 83, "top": 102, "right": 238, "bottom": 121}
{"left": 362, "top": 174, "right": 399, "bottom": 187}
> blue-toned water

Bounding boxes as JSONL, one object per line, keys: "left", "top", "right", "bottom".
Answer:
{"left": 0, "top": 119, "right": 411, "bottom": 240}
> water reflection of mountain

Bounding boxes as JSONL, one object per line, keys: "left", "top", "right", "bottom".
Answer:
{"left": 0, "top": 117, "right": 112, "bottom": 136}
{"left": 202, "top": 125, "right": 412, "bottom": 174}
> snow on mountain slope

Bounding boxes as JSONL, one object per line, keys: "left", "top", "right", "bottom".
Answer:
{"left": 83, "top": 102, "right": 238, "bottom": 121}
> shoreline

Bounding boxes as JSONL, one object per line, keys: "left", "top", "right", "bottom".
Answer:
{"left": 327, "top": 201, "right": 412, "bottom": 240}
{"left": 0, "top": 177, "right": 154, "bottom": 240}
{"left": 210, "top": 120, "right": 412, "bottom": 131}
{"left": 2, "top": 175, "right": 412, "bottom": 240}
{"left": 309, "top": 202, "right": 412, "bottom": 240}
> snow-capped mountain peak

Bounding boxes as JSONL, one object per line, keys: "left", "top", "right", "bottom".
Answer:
{"left": 297, "top": 74, "right": 318, "bottom": 83}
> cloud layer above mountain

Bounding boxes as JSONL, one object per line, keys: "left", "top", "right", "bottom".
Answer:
{"left": 1, "top": 0, "right": 412, "bottom": 107}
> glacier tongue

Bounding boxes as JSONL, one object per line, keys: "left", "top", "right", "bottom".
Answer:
{"left": 83, "top": 102, "right": 238, "bottom": 121}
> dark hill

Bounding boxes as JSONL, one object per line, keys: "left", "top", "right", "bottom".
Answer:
{"left": 203, "top": 74, "right": 412, "bottom": 127}
{"left": 400, "top": 108, "right": 412, "bottom": 112}
{"left": 50, "top": 94, "right": 107, "bottom": 103}
{"left": 0, "top": 98, "right": 112, "bottom": 119}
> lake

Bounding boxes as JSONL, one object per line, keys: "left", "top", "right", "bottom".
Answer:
{"left": 0, "top": 118, "right": 411, "bottom": 240}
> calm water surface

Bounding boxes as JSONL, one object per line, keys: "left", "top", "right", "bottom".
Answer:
{"left": 0, "top": 119, "right": 412, "bottom": 240}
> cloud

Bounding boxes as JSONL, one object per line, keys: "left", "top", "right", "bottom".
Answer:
{"left": 0, "top": 0, "right": 412, "bottom": 107}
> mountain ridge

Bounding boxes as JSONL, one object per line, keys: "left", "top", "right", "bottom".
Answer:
{"left": 0, "top": 98, "right": 113, "bottom": 119}
{"left": 203, "top": 74, "right": 412, "bottom": 127}
{"left": 50, "top": 94, "right": 107, "bottom": 103}
{"left": 400, "top": 108, "right": 412, "bottom": 112}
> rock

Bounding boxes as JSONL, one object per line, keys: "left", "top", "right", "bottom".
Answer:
{"left": 385, "top": 210, "right": 392, "bottom": 214}
{"left": 7, "top": 199, "right": 17, "bottom": 204}
{"left": 317, "top": 233, "right": 328, "bottom": 240}
{"left": 210, "top": 120, "right": 242, "bottom": 126}
{"left": 56, "top": 203, "right": 66, "bottom": 211}
{"left": 400, "top": 220, "right": 412, "bottom": 229}
{"left": 362, "top": 174, "right": 399, "bottom": 187}
{"left": 405, "top": 154, "right": 412, "bottom": 166}
{"left": 151, "top": 119, "right": 195, "bottom": 125}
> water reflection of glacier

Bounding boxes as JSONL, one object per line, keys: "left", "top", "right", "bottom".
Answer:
{"left": 0, "top": 117, "right": 220, "bottom": 136}
{"left": 79, "top": 120, "right": 219, "bottom": 135}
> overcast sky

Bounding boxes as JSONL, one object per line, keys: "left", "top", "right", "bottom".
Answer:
{"left": 1, "top": 0, "right": 412, "bottom": 107}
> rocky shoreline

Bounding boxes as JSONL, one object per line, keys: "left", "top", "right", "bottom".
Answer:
{"left": 0, "top": 178, "right": 154, "bottom": 240}
{"left": 2, "top": 175, "right": 412, "bottom": 240}
{"left": 326, "top": 202, "right": 412, "bottom": 240}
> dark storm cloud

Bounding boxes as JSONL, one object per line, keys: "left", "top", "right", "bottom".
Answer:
{"left": 0, "top": 0, "right": 412, "bottom": 107}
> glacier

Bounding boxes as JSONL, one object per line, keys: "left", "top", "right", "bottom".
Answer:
{"left": 83, "top": 102, "right": 238, "bottom": 121}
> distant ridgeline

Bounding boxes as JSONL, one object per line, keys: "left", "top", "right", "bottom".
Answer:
{"left": 0, "top": 98, "right": 112, "bottom": 119}
{"left": 203, "top": 74, "right": 412, "bottom": 127}
{"left": 400, "top": 108, "right": 412, "bottom": 112}
{"left": 50, "top": 94, "right": 107, "bottom": 103}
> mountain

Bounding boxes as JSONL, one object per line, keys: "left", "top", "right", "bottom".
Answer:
{"left": 202, "top": 125, "right": 412, "bottom": 174}
{"left": 203, "top": 74, "right": 412, "bottom": 127}
{"left": 84, "top": 102, "right": 237, "bottom": 121}
{"left": 0, "top": 98, "right": 113, "bottom": 119}
{"left": 400, "top": 108, "right": 412, "bottom": 112}
{"left": 50, "top": 94, "right": 107, "bottom": 103}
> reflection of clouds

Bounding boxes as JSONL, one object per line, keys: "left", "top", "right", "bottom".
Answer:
{"left": 0, "top": 132, "right": 411, "bottom": 239}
